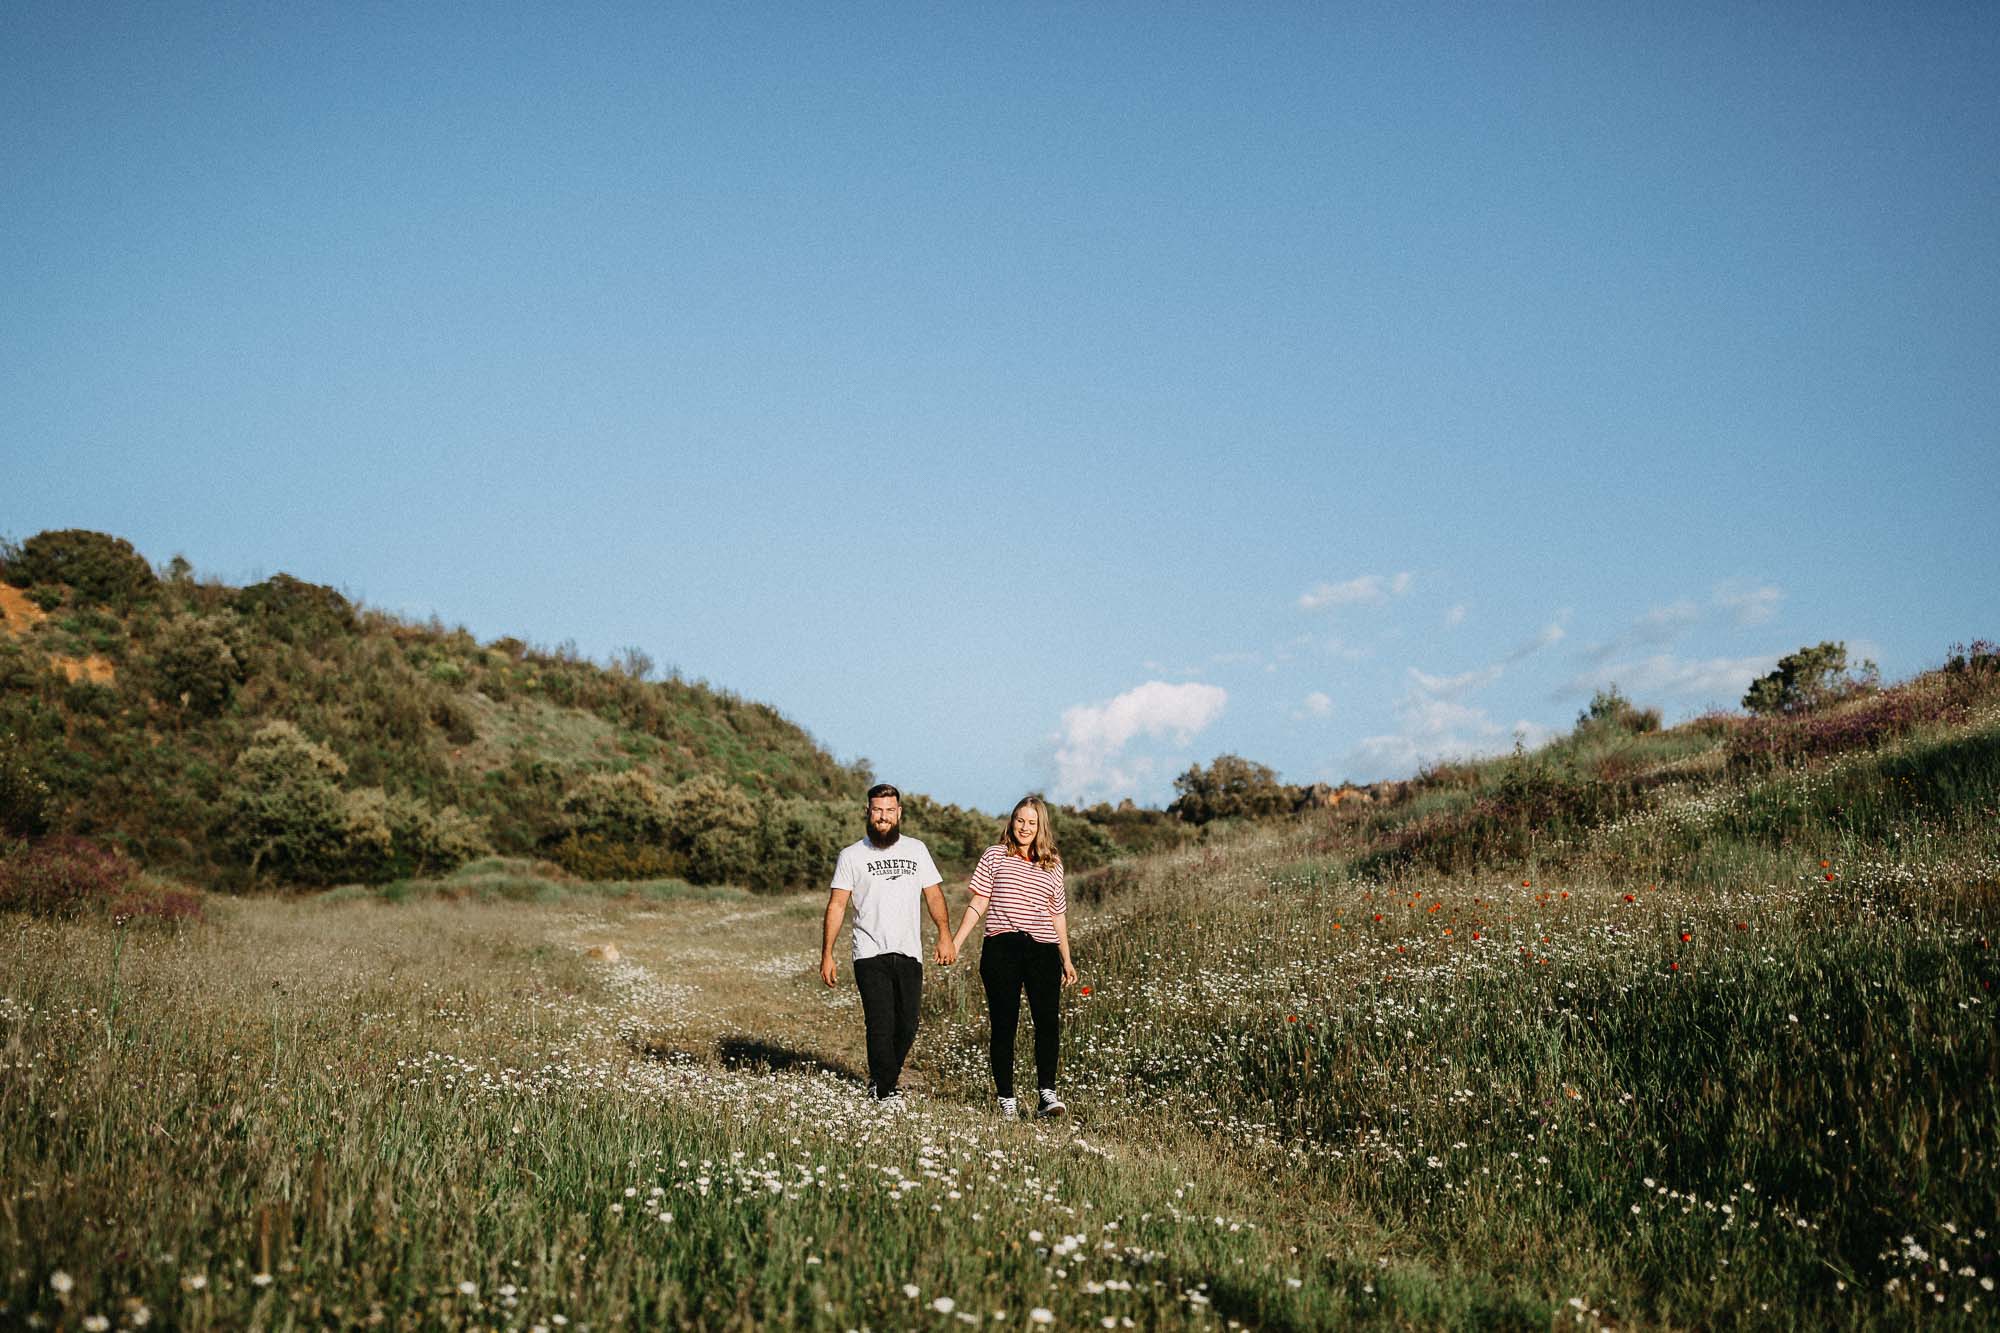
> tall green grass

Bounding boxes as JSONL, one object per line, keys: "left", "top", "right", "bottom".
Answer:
{"left": 4, "top": 661, "right": 1996, "bottom": 1328}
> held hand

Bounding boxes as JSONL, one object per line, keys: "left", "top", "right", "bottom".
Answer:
{"left": 1061, "top": 957, "right": 1078, "bottom": 987}
{"left": 936, "top": 936, "right": 958, "bottom": 966}
{"left": 820, "top": 954, "right": 838, "bottom": 988}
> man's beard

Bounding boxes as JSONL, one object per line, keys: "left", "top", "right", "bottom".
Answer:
{"left": 865, "top": 819, "right": 901, "bottom": 849}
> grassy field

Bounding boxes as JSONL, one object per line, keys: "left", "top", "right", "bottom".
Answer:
{"left": 4, "top": 671, "right": 1999, "bottom": 1329}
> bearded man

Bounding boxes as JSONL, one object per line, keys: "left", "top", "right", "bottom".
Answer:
{"left": 819, "top": 783, "right": 954, "bottom": 1108}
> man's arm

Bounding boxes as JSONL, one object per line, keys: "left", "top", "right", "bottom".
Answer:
{"left": 922, "top": 882, "right": 955, "bottom": 964}
{"left": 821, "top": 889, "right": 851, "bottom": 987}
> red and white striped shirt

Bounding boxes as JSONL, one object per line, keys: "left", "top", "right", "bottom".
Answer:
{"left": 966, "top": 845, "right": 1067, "bottom": 943}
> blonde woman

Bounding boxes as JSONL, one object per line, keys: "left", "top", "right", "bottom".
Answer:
{"left": 950, "top": 795, "right": 1077, "bottom": 1118}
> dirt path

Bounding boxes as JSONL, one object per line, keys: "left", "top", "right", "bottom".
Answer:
{"left": 568, "top": 894, "right": 889, "bottom": 1088}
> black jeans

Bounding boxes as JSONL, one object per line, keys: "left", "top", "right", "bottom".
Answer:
{"left": 853, "top": 952, "right": 922, "bottom": 1096}
{"left": 979, "top": 931, "right": 1062, "bottom": 1097}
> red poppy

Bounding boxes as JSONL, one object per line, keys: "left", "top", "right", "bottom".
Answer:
{"left": 1680, "top": 932, "right": 1691, "bottom": 943}
{"left": 1373, "top": 913, "right": 1383, "bottom": 923}
{"left": 1522, "top": 880, "right": 1531, "bottom": 888}
{"left": 1825, "top": 873, "right": 1835, "bottom": 882}
{"left": 1079, "top": 986, "right": 1092, "bottom": 996}
{"left": 1623, "top": 894, "right": 1635, "bottom": 903}
{"left": 1287, "top": 1014, "right": 1299, "bottom": 1023}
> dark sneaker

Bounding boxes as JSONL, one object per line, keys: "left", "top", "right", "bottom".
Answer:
{"left": 875, "top": 1089, "right": 907, "bottom": 1113}
{"left": 997, "top": 1095, "right": 1021, "bottom": 1118}
{"left": 1036, "top": 1088, "right": 1066, "bottom": 1118}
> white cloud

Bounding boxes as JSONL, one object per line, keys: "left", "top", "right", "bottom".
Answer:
{"left": 1347, "top": 696, "right": 1532, "bottom": 779}
{"left": 1052, "top": 681, "right": 1228, "bottom": 801}
{"left": 1636, "top": 600, "right": 1701, "bottom": 642}
{"left": 1560, "top": 653, "right": 1777, "bottom": 704}
{"left": 1581, "top": 599, "right": 1701, "bottom": 663}
{"left": 1445, "top": 603, "right": 1469, "bottom": 627}
{"left": 1298, "top": 571, "right": 1412, "bottom": 612}
{"left": 1507, "top": 618, "right": 1568, "bottom": 662}
{"left": 1345, "top": 663, "right": 1542, "bottom": 778}
{"left": 1408, "top": 664, "right": 1504, "bottom": 699}
{"left": 1293, "top": 691, "right": 1334, "bottom": 720}
{"left": 1714, "top": 580, "right": 1783, "bottom": 627}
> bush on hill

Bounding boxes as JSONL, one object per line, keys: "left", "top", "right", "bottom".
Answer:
{"left": 149, "top": 614, "right": 248, "bottom": 716}
{"left": 0, "top": 737, "right": 53, "bottom": 839}
{"left": 0, "top": 529, "right": 158, "bottom": 606}
{"left": 1170, "top": 754, "right": 1296, "bottom": 824}
{"left": 232, "top": 574, "right": 357, "bottom": 645}
{"left": 222, "top": 721, "right": 487, "bottom": 885}
{"left": 1574, "top": 685, "right": 1660, "bottom": 735}
{"left": 1742, "top": 640, "right": 1876, "bottom": 716}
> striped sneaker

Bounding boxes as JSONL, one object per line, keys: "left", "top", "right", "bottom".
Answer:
{"left": 875, "top": 1089, "right": 907, "bottom": 1114}
{"left": 997, "top": 1095, "right": 1021, "bottom": 1119}
{"left": 1036, "top": 1088, "right": 1066, "bottom": 1118}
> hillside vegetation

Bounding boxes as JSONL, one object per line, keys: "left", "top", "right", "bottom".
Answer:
{"left": 0, "top": 530, "right": 1177, "bottom": 895}
{"left": 4, "top": 545, "right": 1995, "bottom": 1329}
{"left": 0, "top": 531, "right": 925, "bottom": 890}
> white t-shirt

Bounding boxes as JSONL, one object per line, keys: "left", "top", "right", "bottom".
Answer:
{"left": 830, "top": 834, "right": 942, "bottom": 962}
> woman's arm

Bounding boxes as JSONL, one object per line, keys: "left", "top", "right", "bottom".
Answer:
{"left": 1052, "top": 910, "right": 1077, "bottom": 986}
{"left": 951, "top": 896, "right": 987, "bottom": 954}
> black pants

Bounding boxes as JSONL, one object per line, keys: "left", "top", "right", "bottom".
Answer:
{"left": 979, "top": 931, "right": 1062, "bottom": 1097}
{"left": 853, "top": 952, "right": 922, "bottom": 1096}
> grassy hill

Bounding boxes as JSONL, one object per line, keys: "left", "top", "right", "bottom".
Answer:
{"left": 4, "top": 599, "right": 1993, "bottom": 1327}
{"left": 0, "top": 530, "right": 873, "bottom": 889}
{"left": 0, "top": 530, "right": 1163, "bottom": 896}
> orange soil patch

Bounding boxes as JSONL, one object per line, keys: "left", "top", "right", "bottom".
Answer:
{"left": 0, "top": 582, "right": 47, "bottom": 635}
{"left": 55, "top": 654, "right": 117, "bottom": 685}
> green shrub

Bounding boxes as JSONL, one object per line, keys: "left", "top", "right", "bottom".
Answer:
{"left": 754, "top": 797, "right": 849, "bottom": 891}
{"left": 558, "top": 769, "right": 674, "bottom": 844}
{"left": 232, "top": 574, "right": 356, "bottom": 645}
{"left": 1575, "top": 685, "right": 1661, "bottom": 734}
{"left": 428, "top": 695, "right": 478, "bottom": 745}
{"left": 149, "top": 614, "right": 247, "bottom": 716}
{"left": 383, "top": 795, "right": 488, "bottom": 878}
{"left": 3, "top": 529, "right": 157, "bottom": 605}
{"left": 1170, "top": 755, "right": 1296, "bottom": 824}
{"left": 222, "top": 722, "right": 356, "bottom": 882}
{"left": 219, "top": 721, "right": 483, "bottom": 885}
{"left": 0, "top": 739, "right": 53, "bottom": 838}
{"left": 547, "top": 832, "right": 684, "bottom": 881}
{"left": 661, "top": 774, "right": 762, "bottom": 884}
{"left": 1743, "top": 641, "right": 1876, "bottom": 716}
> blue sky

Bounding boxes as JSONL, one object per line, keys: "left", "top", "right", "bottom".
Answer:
{"left": 5, "top": 3, "right": 1996, "bottom": 810}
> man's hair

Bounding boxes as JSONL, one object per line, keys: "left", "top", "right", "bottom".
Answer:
{"left": 866, "top": 783, "right": 901, "bottom": 804}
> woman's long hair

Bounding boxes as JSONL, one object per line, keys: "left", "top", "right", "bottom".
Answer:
{"left": 1000, "top": 794, "right": 1061, "bottom": 867}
